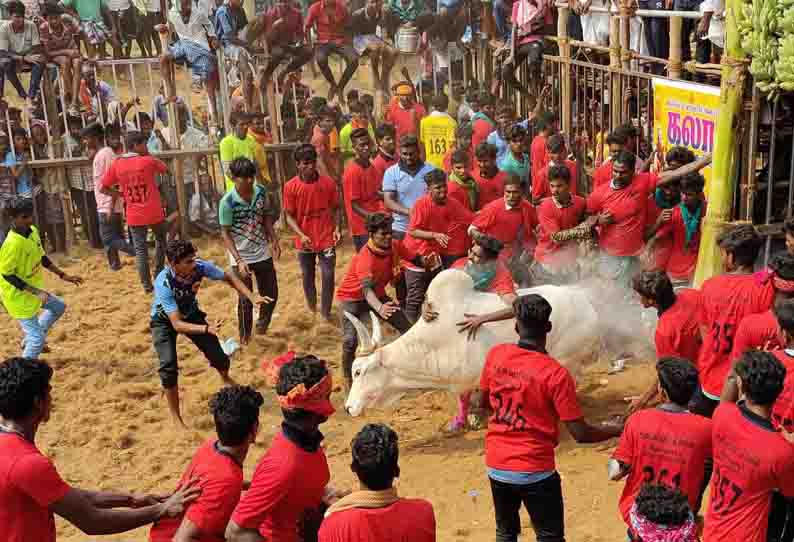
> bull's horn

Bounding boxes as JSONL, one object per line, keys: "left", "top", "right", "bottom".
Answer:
{"left": 370, "top": 311, "right": 383, "bottom": 346}
{"left": 344, "top": 311, "right": 374, "bottom": 353}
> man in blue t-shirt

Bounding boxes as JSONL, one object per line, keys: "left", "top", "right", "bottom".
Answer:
{"left": 382, "top": 134, "right": 435, "bottom": 240}
{"left": 150, "top": 239, "right": 272, "bottom": 427}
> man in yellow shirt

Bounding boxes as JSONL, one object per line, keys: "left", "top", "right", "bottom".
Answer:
{"left": 0, "top": 198, "right": 83, "bottom": 359}
{"left": 419, "top": 93, "right": 457, "bottom": 170}
{"left": 220, "top": 112, "right": 259, "bottom": 192}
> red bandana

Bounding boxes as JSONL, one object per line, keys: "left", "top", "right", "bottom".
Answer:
{"left": 261, "top": 351, "right": 336, "bottom": 417}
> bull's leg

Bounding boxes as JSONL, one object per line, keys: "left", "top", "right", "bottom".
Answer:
{"left": 448, "top": 391, "right": 472, "bottom": 432}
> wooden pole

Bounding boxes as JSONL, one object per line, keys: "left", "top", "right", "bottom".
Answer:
{"left": 692, "top": 0, "right": 748, "bottom": 286}
{"left": 558, "top": 5, "right": 572, "bottom": 136}
{"left": 609, "top": 15, "right": 622, "bottom": 129}
{"left": 619, "top": 2, "right": 631, "bottom": 72}
{"left": 668, "top": 16, "right": 683, "bottom": 79}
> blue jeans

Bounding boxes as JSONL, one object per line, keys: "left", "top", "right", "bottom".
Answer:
{"left": 0, "top": 57, "right": 44, "bottom": 100}
{"left": 493, "top": 0, "right": 512, "bottom": 41}
{"left": 18, "top": 294, "right": 66, "bottom": 359}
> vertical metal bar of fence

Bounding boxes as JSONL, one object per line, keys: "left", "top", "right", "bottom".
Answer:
{"left": 58, "top": 69, "right": 73, "bottom": 158}
{"left": 765, "top": 100, "right": 779, "bottom": 266}
{"left": 217, "top": 49, "right": 232, "bottom": 135}
{"left": 4, "top": 109, "right": 15, "bottom": 160}
{"left": 92, "top": 64, "right": 106, "bottom": 132}
{"left": 128, "top": 63, "right": 142, "bottom": 131}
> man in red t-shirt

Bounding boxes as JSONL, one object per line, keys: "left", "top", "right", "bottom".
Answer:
{"left": 284, "top": 144, "right": 342, "bottom": 321}
{"left": 703, "top": 351, "right": 794, "bottom": 542}
{"left": 473, "top": 142, "right": 506, "bottom": 206}
{"left": 529, "top": 111, "right": 558, "bottom": 190}
{"left": 693, "top": 225, "right": 774, "bottom": 418}
{"left": 255, "top": 0, "right": 313, "bottom": 88}
{"left": 305, "top": 0, "right": 357, "bottom": 101}
{"left": 470, "top": 92, "right": 496, "bottom": 150}
{"left": 403, "top": 169, "right": 473, "bottom": 322}
{"left": 343, "top": 128, "right": 383, "bottom": 252}
{"left": 534, "top": 164, "right": 588, "bottom": 284}
{"left": 478, "top": 295, "right": 623, "bottom": 542}
{"left": 372, "top": 123, "right": 398, "bottom": 181}
{"left": 319, "top": 423, "right": 436, "bottom": 542}
{"left": 336, "top": 213, "right": 434, "bottom": 387}
{"left": 531, "top": 133, "right": 578, "bottom": 204}
{"left": 0, "top": 357, "right": 199, "bottom": 542}
{"left": 384, "top": 82, "right": 426, "bottom": 142}
{"left": 150, "top": 385, "right": 263, "bottom": 542}
{"left": 100, "top": 130, "right": 169, "bottom": 293}
{"left": 609, "top": 357, "right": 712, "bottom": 525}
{"left": 591, "top": 131, "right": 629, "bottom": 189}
{"left": 768, "top": 301, "right": 794, "bottom": 432}
{"left": 442, "top": 124, "right": 474, "bottom": 174}
{"left": 311, "top": 106, "right": 341, "bottom": 181}
{"left": 227, "top": 354, "right": 344, "bottom": 542}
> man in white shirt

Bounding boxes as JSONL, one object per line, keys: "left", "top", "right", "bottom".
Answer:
{"left": 0, "top": 1, "right": 46, "bottom": 107}
{"left": 158, "top": 0, "right": 219, "bottom": 124}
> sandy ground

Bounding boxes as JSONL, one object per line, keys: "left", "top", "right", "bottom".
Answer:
{"left": 0, "top": 235, "right": 659, "bottom": 542}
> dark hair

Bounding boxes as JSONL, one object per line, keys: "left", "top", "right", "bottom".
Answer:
{"left": 547, "top": 164, "right": 570, "bottom": 183}
{"left": 276, "top": 355, "right": 329, "bottom": 420}
{"left": 346, "top": 89, "right": 360, "bottom": 102}
{"left": 634, "top": 484, "right": 692, "bottom": 527}
{"left": 717, "top": 224, "right": 762, "bottom": 267}
{"left": 318, "top": 106, "right": 336, "bottom": 120}
{"left": 615, "top": 123, "right": 638, "bottom": 139}
{"left": 349, "top": 101, "right": 366, "bottom": 115}
{"left": 229, "top": 157, "right": 257, "bottom": 179}
{"left": 613, "top": 150, "right": 637, "bottom": 172}
{"left": 632, "top": 271, "right": 675, "bottom": 313}
{"left": 536, "top": 112, "right": 559, "bottom": 132}
{"left": 126, "top": 131, "right": 148, "bottom": 149}
{"left": 656, "top": 357, "right": 699, "bottom": 406}
{"left": 7, "top": 1, "right": 25, "bottom": 16}
{"left": 679, "top": 172, "right": 705, "bottom": 194}
{"left": 366, "top": 212, "right": 393, "bottom": 234}
{"left": 546, "top": 134, "right": 566, "bottom": 154}
{"left": 606, "top": 132, "right": 629, "bottom": 146}
{"left": 399, "top": 134, "right": 419, "bottom": 149}
{"left": 424, "top": 169, "right": 447, "bottom": 187}
{"left": 475, "top": 142, "right": 497, "bottom": 159}
{"left": 231, "top": 111, "right": 251, "bottom": 125}
{"left": 294, "top": 143, "right": 318, "bottom": 162}
{"left": 451, "top": 149, "right": 469, "bottom": 167}
{"left": 475, "top": 233, "right": 503, "bottom": 259}
{"left": 43, "top": 1, "right": 63, "bottom": 16}
{"left": 478, "top": 91, "right": 495, "bottom": 107}
{"left": 496, "top": 103, "right": 515, "bottom": 117}
{"left": 350, "top": 127, "right": 370, "bottom": 141}
{"left": 503, "top": 174, "right": 523, "bottom": 188}
{"left": 775, "top": 299, "right": 794, "bottom": 335}
{"left": 137, "top": 112, "right": 153, "bottom": 126}
{"left": 734, "top": 350, "right": 786, "bottom": 406}
{"left": 6, "top": 196, "right": 35, "bottom": 218}
{"left": 465, "top": 87, "right": 480, "bottom": 103}
{"left": 506, "top": 124, "right": 527, "bottom": 141}
{"left": 80, "top": 122, "right": 104, "bottom": 139}
{"left": 431, "top": 93, "right": 449, "bottom": 112}
{"left": 165, "top": 239, "right": 196, "bottom": 264}
{"left": 11, "top": 127, "right": 27, "bottom": 140}
{"left": 375, "top": 123, "right": 395, "bottom": 141}
{"left": 513, "top": 294, "right": 552, "bottom": 338}
{"left": 0, "top": 358, "right": 53, "bottom": 420}
{"left": 210, "top": 385, "right": 264, "bottom": 446}
{"left": 456, "top": 123, "right": 474, "bottom": 139}
{"left": 666, "top": 146, "right": 696, "bottom": 166}
{"left": 351, "top": 423, "right": 400, "bottom": 490}
{"left": 769, "top": 252, "right": 794, "bottom": 281}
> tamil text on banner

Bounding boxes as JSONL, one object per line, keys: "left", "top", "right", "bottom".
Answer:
{"left": 652, "top": 78, "right": 720, "bottom": 193}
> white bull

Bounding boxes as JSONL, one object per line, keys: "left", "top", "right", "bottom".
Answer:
{"left": 344, "top": 269, "right": 602, "bottom": 422}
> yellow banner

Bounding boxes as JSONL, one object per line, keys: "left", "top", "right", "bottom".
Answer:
{"left": 652, "top": 78, "right": 720, "bottom": 193}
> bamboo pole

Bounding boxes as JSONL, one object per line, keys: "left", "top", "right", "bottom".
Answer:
{"left": 668, "top": 16, "right": 682, "bottom": 79}
{"left": 558, "top": 5, "right": 572, "bottom": 136}
{"left": 692, "top": 0, "right": 747, "bottom": 287}
{"left": 609, "top": 16, "right": 622, "bottom": 129}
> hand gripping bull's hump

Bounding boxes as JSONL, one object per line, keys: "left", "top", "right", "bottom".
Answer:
{"left": 344, "top": 269, "right": 602, "bottom": 417}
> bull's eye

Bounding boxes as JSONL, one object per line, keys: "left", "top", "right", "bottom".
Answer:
{"left": 354, "top": 369, "right": 361, "bottom": 378}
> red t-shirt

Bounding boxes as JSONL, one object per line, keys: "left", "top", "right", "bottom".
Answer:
{"left": 535, "top": 196, "right": 586, "bottom": 268}
{"left": 318, "top": 498, "right": 436, "bottom": 542}
{"left": 730, "top": 310, "right": 783, "bottom": 365}
{"left": 336, "top": 240, "right": 409, "bottom": 301}
{"left": 231, "top": 431, "right": 330, "bottom": 542}
{"left": 0, "top": 433, "right": 72, "bottom": 542}
{"left": 263, "top": 5, "right": 304, "bottom": 43}
{"left": 593, "top": 162, "right": 612, "bottom": 189}
{"left": 283, "top": 175, "right": 339, "bottom": 251}
{"left": 385, "top": 103, "right": 426, "bottom": 142}
{"left": 771, "top": 350, "right": 794, "bottom": 431}
{"left": 471, "top": 198, "right": 537, "bottom": 259}
{"left": 371, "top": 152, "right": 398, "bottom": 183}
{"left": 100, "top": 154, "right": 167, "bottom": 226}
{"left": 150, "top": 440, "right": 243, "bottom": 542}
{"left": 343, "top": 160, "right": 383, "bottom": 237}
{"left": 644, "top": 198, "right": 672, "bottom": 272}
{"left": 473, "top": 169, "right": 506, "bottom": 207}
{"left": 655, "top": 288, "right": 703, "bottom": 362}
{"left": 404, "top": 194, "right": 474, "bottom": 257}
{"left": 529, "top": 134, "right": 549, "bottom": 189}
{"left": 480, "top": 344, "right": 583, "bottom": 472}
{"left": 704, "top": 402, "right": 794, "bottom": 542}
{"left": 697, "top": 274, "right": 775, "bottom": 396}
{"left": 451, "top": 257, "right": 515, "bottom": 296}
{"left": 586, "top": 174, "right": 658, "bottom": 257}
{"left": 531, "top": 159, "right": 578, "bottom": 202}
{"left": 305, "top": 0, "right": 348, "bottom": 44}
{"left": 471, "top": 118, "right": 496, "bottom": 150}
{"left": 657, "top": 202, "right": 707, "bottom": 281}
{"left": 447, "top": 181, "right": 473, "bottom": 211}
{"left": 612, "top": 408, "right": 712, "bottom": 523}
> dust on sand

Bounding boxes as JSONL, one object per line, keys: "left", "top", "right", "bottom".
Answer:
{"left": 0, "top": 236, "right": 658, "bottom": 542}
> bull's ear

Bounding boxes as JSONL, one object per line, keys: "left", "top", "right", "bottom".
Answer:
{"left": 370, "top": 311, "right": 383, "bottom": 345}
{"left": 344, "top": 311, "right": 374, "bottom": 353}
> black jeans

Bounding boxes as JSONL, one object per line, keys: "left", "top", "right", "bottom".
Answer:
{"left": 339, "top": 298, "right": 412, "bottom": 383}
{"left": 639, "top": 0, "right": 669, "bottom": 71}
{"left": 688, "top": 386, "right": 719, "bottom": 418}
{"left": 0, "top": 56, "right": 44, "bottom": 100}
{"left": 130, "top": 222, "right": 169, "bottom": 293}
{"left": 98, "top": 212, "right": 135, "bottom": 270}
{"left": 263, "top": 43, "right": 314, "bottom": 80}
{"left": 297, "top": 248, "right": 336, "bottom": 319}
{"left": 233, "top": 258, "right": 279, "bottom": 341}
{"left": 501, "top": 41, "right": 544, "bottom": 93}
{"left": 315, "top": 43, "right": 359, "bottom": 92}
{"left": 404, "top": 266, "right": 442, "bottom": 324}
{"left": 489, "top": 473, "right": 565, "bottom": 542}
{"left": 150, "top": 310, "right": 230, "bottom": 389}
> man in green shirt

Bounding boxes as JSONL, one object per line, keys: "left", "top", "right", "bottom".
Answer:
{"left": 338, "top": 101, "right": 375, "bottom": 167}
{"left": 60, "top": 0, "right": 116, "bottom": 58}
{"left": 220, "top": 112, "right": 260, "bottom": 192}
{"left": 0, "top": 198, "right": 83, "bottom": 359}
